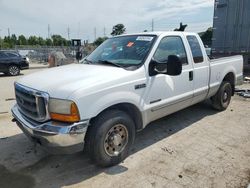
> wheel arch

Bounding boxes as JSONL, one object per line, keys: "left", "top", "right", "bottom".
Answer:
{"left": 89, "top": 102, "right": 143, "bottom": 132}
{"left": 222, "top": 72, "right": 235, "bottom": 95}
{"left": 9, "top": 63, "right": 20, "bottom": 68}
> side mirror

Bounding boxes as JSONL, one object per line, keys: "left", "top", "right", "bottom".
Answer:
{"left": 149, "top": 55, "right": 182, "bottom": 76}
{"left": 166, "top": 55, "right": 182, "bottom": 76}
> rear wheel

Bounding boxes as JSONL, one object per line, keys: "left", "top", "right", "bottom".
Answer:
{"left": 8, "top": 65, "right": 20, "bottom": 76}
{"left": 85, "top": 110, "right": 135, "bottom": 167}
{"left": 211, "top": 81, "right": 232, "bottom": 111}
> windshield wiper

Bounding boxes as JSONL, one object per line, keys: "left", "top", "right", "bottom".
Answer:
{"left": 98, "top": 60, "right": 123, "bottom": 68}
{"left": 84, "top": 58, "right": 93, "bottom": 64}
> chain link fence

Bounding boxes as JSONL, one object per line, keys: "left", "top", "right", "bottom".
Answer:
{"left": 14, "top": 45, "right": 80, "bottom": 63}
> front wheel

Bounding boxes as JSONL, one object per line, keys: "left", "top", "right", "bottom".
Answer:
{"left": 211, "top": 81, "right": 232, "bottom": 111}
{"left": 8, "top": 65, "right": 20, "bottom": 76}
{"left": 85, "top": 110, "right": 135, "bottom": 167}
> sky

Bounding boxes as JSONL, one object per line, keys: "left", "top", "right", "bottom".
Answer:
{"left": 0, "top": 0, "right": 214, "bottom": 42}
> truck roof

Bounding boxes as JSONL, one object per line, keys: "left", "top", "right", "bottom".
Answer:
{"left": 117, "top": 31, "right": 197, "bottom": 37}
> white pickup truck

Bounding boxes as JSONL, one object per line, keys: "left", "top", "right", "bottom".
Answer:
{"left": 12, "top": 32, "right": 243, "bottom": 167}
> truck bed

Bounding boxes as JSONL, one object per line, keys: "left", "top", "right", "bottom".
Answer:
{"left": 207, "top": 55, "right": 243, "bottom": 98}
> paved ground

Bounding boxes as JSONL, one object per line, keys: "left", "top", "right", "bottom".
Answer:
{"left": 0, "top": 64, "right": 249, "bottom": 188}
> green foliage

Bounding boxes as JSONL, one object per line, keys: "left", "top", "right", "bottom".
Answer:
{"left": 51, "top": 35, "right": 68, "bottom": 46}
{"left": 3, "top": 36, "right": 13, "bottom": 48}
{"left": 28, "top": 36, "right": 38, "bottom": 45}
{"left": 200, "top": 27, "right": 213, "bottom": 46}
{"left": 0, "top": 34, "right": 70, "bottom": 48}
{"left": 18, "top": 35, "right": 27, "bottom": 45}
{"left": 111, "top": 24, "right": 126, "bottom": 36}
{"left": 0, "top": 37, "right": 3, "bottom": 49}
{"left": 45, "top": 38, "right": 53, "bottom": 46}
{"left": 93, "top": 37, "right": 108, "bottom": 46}
{"left": 10, "top": 34, "right": 17, "bottom": 45}
{"left": 38, "top": 37, "right": 45, "bottom": 46}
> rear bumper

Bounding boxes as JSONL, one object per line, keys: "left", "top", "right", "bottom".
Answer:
{"left": 11, "top": 104, "right": 89, "bottom": 154}
{"left": 236, "top": 74, "right": 244, "bottom": 86}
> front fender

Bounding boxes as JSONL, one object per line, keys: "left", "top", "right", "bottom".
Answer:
{"left": 74, "top": 91, "right": 144, "bottom": 121}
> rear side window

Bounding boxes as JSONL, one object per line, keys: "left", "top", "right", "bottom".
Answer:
{"left": 6, "top": 52, "right": 19, "bottom": 57}
{"left": 153, "top": 36, "right": 188, "bottom": 65}
{"left": 187, "top": 35, "right": 204, "bottom": 63}
{"left": 0, "top": 52, "right": 8, "bottom": 58}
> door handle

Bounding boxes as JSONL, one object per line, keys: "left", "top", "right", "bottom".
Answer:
{"left": 189, "top": 71, "right": 193, "bottom": 81}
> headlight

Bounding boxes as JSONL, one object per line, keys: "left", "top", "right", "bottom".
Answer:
{"left": 49, "top": 98, "right": 80, "bottom": 123}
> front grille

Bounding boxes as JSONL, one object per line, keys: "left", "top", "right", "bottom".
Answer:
{"left": 15, "top": 83, "right": 49, "bottom": 122}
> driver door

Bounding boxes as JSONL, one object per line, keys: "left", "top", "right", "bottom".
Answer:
{"left": 145, "top": 35, "right": 194, "bottom": 122}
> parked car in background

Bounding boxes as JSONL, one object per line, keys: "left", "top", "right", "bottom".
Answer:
{"left": 0, "top": 50, "right": 29, "bottom": 76}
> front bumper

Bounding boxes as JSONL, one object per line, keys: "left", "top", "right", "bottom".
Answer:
{"left": 20, "top": 63, "right": 29, "bottom": 70}
{"left": 11, "top": 104, "right": 89, "bottom": 154}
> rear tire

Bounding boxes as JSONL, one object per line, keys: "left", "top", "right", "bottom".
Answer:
{"left": 8, "top": 65, "right": 20, "bottom": 76}
{"left": 85, "top": 110, "right": 135, "bottom": 167}
{"left": 211, "top": 81, "right": 232, "bottom": 111}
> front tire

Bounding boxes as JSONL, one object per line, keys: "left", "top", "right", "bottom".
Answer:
{"left": 85, "top": 110, "right": 135, "bottom": 167}
{"left": 8, "top": 65, "right": 20, "bottom": 76}
{"left": 211, "top": 81, "right": 232, "bottom": 111}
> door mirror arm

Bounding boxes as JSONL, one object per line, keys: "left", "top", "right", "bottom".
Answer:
{"left": 149, "top": 58, "right": 167, "bottom": 76}
{"left": 154, "top": 66, "right": 167, "bottom": 74}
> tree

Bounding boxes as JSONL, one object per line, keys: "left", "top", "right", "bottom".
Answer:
{"left": 93, "top": 37, "right": 108, "bottom": 46}
{"left": 18, "top": 35, "right": 27, "bottom": 45}
{"left": 3, "top": 36, "right": 13, "bottom": 48}
{"left": 111, "top": 24, "right": 126, "bottom": 36}
{"left": 38, "top": 37, "right": 45, "bottom": 46}
{"left": 0, "top": 37, "right": 3, "bottom": 49}
{"left": 200, "top": 27, "right": 213, "bottom": 46}
{"left": 51, "top": 34, "right": 68, "bottom": 46}
{"left": 45, "top": 38, "right": 53, "bottom": 46}
{"left": 10, "top": 34, "right": 17, "bottom": 45}
{"left": 28, "top": 36, "right": 38, "bottom": 45}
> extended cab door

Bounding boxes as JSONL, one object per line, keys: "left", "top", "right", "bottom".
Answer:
{"left": 185, "top": 34, "right": 210, "bottom": 104}
{"left": 145, "top": 34, "right": 194, "bottom": 122}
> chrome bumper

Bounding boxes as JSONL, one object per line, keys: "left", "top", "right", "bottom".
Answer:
{"left": 11, "top": 104, "right": 89, "bottom": 154}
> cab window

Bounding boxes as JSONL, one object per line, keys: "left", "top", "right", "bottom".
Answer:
{"left": 187, "top": 35, "right": 204, "bottom": 63}
{"left": 153, "top": 36, "right": 188, "bottom": 65}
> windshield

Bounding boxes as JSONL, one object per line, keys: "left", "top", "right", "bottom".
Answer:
{"left": 84, "top": 35, "right": 156, "bottom": 68}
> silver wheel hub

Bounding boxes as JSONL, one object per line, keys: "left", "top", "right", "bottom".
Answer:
{"left": 113, "top": 134, "right": 122, "bottom": 146}
{"left": 9, "top": 66, "right": 19, "bottom": 75}
{"left": 104, "top": 124, "right": 128, "bottom": 157}
{"left": 223, "top": 92, "right": 228, "bottom": 101}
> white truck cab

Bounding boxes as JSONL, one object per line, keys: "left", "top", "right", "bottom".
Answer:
{"left": 12, "top": 32, "right": 243, "bottom": 166}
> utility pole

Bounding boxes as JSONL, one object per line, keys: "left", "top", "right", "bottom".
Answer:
{"left": 77, "top": 22, "right": 80, "bottom": 38}
{"left": 8, "top": 28, "right": 10, "bottom": 37}
{"left": 104, "top": 27, "right": 106, "bottom": 37}
{"left": 94, "top": 27, "right": 97, "bottom": 41}
{"left": 151, "top": 19, "right": 154, "bottom": 32}
{"left": 48, "top": 24, "right": 50, "bottom": 38}
{"left": 67, "top": 26, "right": 70, "bottom": 40}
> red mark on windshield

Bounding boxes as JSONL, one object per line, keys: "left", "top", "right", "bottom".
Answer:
{"left": 127, "top": 42, "right": 134, "bottom": 47}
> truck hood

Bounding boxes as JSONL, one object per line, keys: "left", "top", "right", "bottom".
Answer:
{"left": 17, "top": 64, "right": 135, "bottom": 99}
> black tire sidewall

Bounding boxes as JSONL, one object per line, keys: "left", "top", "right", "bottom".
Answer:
{"left": 91, "top": 110, "right": 135, "bottom": 167}
{"left": 219, "top": 82, "right": 232, "bottom": 109}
